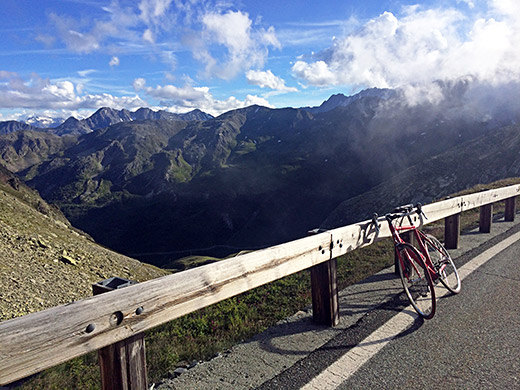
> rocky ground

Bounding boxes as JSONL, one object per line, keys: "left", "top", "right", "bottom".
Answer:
{"left": 0, "top": 167, "right": 168, "bottom": 321}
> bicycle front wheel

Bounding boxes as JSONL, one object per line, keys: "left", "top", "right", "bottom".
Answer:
{"left": 397, "top": 243, "right": 436, "bottom": 319}
{"left": 425, "top": 234, "right": 461, "bottom": 294}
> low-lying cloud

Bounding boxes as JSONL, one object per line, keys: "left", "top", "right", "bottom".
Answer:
{"left": 245, "top": 70, "right": 297, "bottom": 92}
{"left": 0, "top": 72, "right": 144, "bottom": 111}
{"left": 133, "top": 78, "right": 273, "bottom": 116}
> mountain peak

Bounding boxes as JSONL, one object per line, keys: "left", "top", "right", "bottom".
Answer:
{"left": 303, "top": 88, "right": 394, "bottom": 114}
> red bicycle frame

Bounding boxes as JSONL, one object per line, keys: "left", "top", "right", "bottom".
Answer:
{"left": 389, "top": 220, "right": 443, "bottom": 281}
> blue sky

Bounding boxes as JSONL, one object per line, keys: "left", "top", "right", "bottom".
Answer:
{"left": 1, "top": 0, "right": 519, "bottom": 120}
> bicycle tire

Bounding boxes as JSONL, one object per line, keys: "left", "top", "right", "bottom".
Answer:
{"left": 424, "top": 234, "right": 461, "bottom": 294}
{"left": 396, "top": 242, "right": 436, "bottom": 319}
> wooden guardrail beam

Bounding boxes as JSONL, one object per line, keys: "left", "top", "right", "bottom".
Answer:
{"left": 2, "top": 183, "right": 520, "bottom": 385}
{"left": 0, "top": 232, "right": 332, "bottom": 385}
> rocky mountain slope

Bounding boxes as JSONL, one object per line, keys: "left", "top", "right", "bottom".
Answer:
{"left": 50, "top": 107, "right": 213, "bottom": 136}
{"left": 322, "top": 123, "right": 520, "bottom": 228}
{"left": 0, "top": 121, "right": 40, "bottom": 135}
{"left": 0, "top": 130, "right": 77, "bottom": 172}
{"left": 0, "top": 164, "right": 167, "bottom": 321}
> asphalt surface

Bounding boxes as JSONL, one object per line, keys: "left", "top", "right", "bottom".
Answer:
{"left": 335, "top": 238, "right": 520, "bottom": 390}
{"left": 158, "top": 218, "right": 520, "bottom": 390}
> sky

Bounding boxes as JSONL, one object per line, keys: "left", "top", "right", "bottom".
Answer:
{"left": 1, "top": 0, "right": 520, "bottom": 121}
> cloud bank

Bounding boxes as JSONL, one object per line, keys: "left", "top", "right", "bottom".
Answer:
{"left": 292, "top": 1, "right": 520, "bottom": 92}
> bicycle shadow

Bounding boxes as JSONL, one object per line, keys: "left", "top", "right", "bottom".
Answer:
{"left": 253, "top": 287, "right": 421, "bottom": 357}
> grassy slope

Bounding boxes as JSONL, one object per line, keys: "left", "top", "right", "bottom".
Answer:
{"left": 0, "top": 165, "right": 168, "bottom": 388}
{"left": 0, "top": 166, "right": 168, "bottom": 321}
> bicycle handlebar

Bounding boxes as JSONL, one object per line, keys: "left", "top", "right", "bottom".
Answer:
{"left": 370, "top": 203, "right": 427, "bottom": 229}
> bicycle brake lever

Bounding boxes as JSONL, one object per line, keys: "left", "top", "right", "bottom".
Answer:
{"left": 416, "top": 203, "right": 428, "bottom": 220}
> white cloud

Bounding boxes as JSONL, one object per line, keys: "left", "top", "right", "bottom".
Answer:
{"left": 49, "top": 14, "right": 100, "bottom": 54}
{"left": 261, "top": 26, "right": 281, "bottom": 49}
{"left": 457, "top": 0, "right": 475, "bottom": 9}
{"left": 133, "top": 78, "right": 147, "bottom": 91}
{"left": 143, "top": 29, "right": 154, "bottom": 43}
{"left": 42, "top": 2, "right": 278, "bottom": 83}
{"left": 0, "top": 71, "right": 145, "bottom": 111}
{"left": 135, "top": 78, "right": 274, "bottom": 116}
{"left": 47, "top": 3, "right": 142, "bottom": 54}
{"left": 292, "top": 61, "right": 337, "bottom": 86}
{"left": 77, "top": 69, "right": 97, "bottom": 78}
{"left": 197, "top": 10, "right": 280, "bottom": 79}
{"left": 245, "top": 70, "right": 297, "bottom": 92}
{"left": 292, "top": 3, "right": 520, "bottom": 91}
{"left": 138, "top": 0, "right": 173, "bottom": 25}
{"left": 109, "top": 56, "right": 120, "bottom": 67}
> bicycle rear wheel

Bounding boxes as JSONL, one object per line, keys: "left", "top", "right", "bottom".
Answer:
{"left": 425, "top": 234, "right": 461, "bottom": 294}
{"left": 397, "top": 243, "right": 436, "bottom": 319}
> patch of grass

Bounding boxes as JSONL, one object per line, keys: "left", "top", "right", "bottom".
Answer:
{"left": 234, "top": 140, "right": 257, "bottom": 156}
{"left": 167, "top": 151, "right": 193, "bottom": 183}
{"left": 164, "top": 255, "right": 222, "bottom": 271}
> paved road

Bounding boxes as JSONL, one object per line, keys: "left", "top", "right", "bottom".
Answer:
{"left": 337, "top": 238, "right": 520, "bottom": 390}
{"left": 260, "top": 228, "right": 520, "bottom": 390}
{"left": 158, "top": 220, "right": 520, "bottom": 390}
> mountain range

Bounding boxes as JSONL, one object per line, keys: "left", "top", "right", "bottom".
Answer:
{"left": 1, "top": 81, "right": 519, "bottom": 267}
{"left": 0, "top": 107, "right": 214, "bottom": 137}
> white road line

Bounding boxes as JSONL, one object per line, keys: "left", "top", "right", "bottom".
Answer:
{"left": 301, "top": 230, "right": 520, "bottom": 390}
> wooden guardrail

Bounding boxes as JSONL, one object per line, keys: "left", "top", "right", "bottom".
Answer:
{"left": 1, "top": 184, "right": 519, "bottom": 387}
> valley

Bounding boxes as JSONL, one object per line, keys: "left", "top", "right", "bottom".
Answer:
{"left": 1, "top": 83, "right": 519, "bottom": 268}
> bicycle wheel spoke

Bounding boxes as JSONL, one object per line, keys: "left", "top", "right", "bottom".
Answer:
{"left": 425, "top": 234, "right": 461, "bottom": 294}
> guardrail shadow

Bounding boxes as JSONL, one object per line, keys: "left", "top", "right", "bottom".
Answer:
{"left": 254, "top": 276, "right": 419, "bottom": 357}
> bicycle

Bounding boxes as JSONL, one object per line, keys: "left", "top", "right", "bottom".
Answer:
{"left": 372, "top": 204, "right": 461, "bottom": 319}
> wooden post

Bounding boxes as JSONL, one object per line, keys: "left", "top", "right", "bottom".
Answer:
{"left": 444, "top": 214, "right": 460, "bottom": 249}
{"left": 93, "top": 278, "right": 147, "bottom": 390}
{"left": 310, "top": 259, "right": 339, "bottom": 326}
{"left": 479, "top": 204, "right": 493, "bottom": 233}
{"left": 505, "top": 197, "right": 516, "bottom": 221}
{"left": 308, "top": 230, "right": 339, "bottom": 327}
